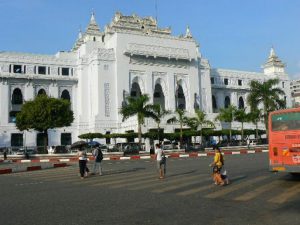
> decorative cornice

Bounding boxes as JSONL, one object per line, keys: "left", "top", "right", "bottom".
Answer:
{"left": 124, "top": 43, "right": 191, "bottom": 61}
{"left": 0, "top": 52, "right": 76, "bottom": 65}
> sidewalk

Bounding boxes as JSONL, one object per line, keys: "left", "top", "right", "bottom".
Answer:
{"left": 0, "top": 147, "right": 268, "bottom": 175}
{"left": 0, "top": 160, "right": 68, "bottom": 174}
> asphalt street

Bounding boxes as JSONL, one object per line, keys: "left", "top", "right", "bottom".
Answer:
{"left": 1, "top": 153, "right": 299, "bottom": 225}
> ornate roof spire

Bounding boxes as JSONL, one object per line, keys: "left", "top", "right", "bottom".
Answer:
{"left": 86, "top": 11, "right": 101, "bottom": 35}
{"left": 269, "top": 46, "right": 276, "bottom": 58}
{"left": 263, "top": 47, "right": 285, "bottom": 75}
{"left": 78, "top": 27, "right": 82, "bottom": 39}
{"left": 90, "top": 11, "right": 96, "bottom": 24}
{"left": 185, "top": 26, "right": 193, "bottom": 38}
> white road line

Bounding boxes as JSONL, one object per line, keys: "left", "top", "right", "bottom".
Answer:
{"left": 268, "top": 183, "right": 300, "bottom": 204}
{"left": 205, "top": 175, "right": 269, "bottom": 199}
{"left": 234, "top": 180, "right": 281, "bottom": 201}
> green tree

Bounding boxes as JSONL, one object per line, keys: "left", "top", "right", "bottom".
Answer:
{"left": 167, "top": 109, "right": 188, "bottom": 147}
{"left": 120, "top": 94, "right": 156, "bottom": 149}
{"left": 152, "top": 104, "right": 171, "bottom": 142}
{"left": 215, "top": 105, "right": 237, "bottom": 143}
{"left": 16, "top": 95, "right": 74, "bottom": 152}
{"left": 234, "top": 107, "right": 248, "bottom": 145}
{"left": 185, "top": 109, "right": 215, "bottom": 145}
{"left": 248, "top": 109, "right": 263, "bottom": 140}
{"left": 247, "top": 78, "right": 286, "bottom": 136}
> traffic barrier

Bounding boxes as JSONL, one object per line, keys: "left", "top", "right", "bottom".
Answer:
{"left": 2, "top": 149, "right": 269, "bottom": 164}
{"left": 27, "top": 166, "right": 42, "bottom": 171}
{"left": 0, "top": 168, "right": 12, "bottom": 174}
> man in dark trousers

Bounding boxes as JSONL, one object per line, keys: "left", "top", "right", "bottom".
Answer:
{"left": 92, "top": 147, "right": 103, "bottom": 175}
{"left": 3, "top": 149, "right": 7, "bottom": 160}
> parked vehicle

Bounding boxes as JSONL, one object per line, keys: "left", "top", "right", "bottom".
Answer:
{"left": 162, "top": 141, "right": 173, "bottom": 150}
{"left": 16, "top": 148, "right": 37, "bottom": 156}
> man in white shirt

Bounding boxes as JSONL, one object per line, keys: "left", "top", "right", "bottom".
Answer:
{"left": 155, "top": 143, "right": 166, "bottom": 179}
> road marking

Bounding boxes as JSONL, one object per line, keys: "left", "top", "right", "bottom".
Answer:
{"left": 177, "top": 183, "right": 216, "bottom": 196}
{"left": 153, "top": 176, "right": 211, "bottom": 193}
{"left": 204, "top": 175, "right": 269, "bottom": 199}
{"left": 110, "top": 176, "right": 162, "bottom": 189}
{"left": 268, "top": 183, "right": 300, "bottom": 204}
{"left": 91, "top": 173, "right": 157, "bottom": 187}
{"left": 129, "top": 174, "right": 205, "bottom": 191}
{"left": 15, "top": 181, "right": 43, "bottom": 186}
{"left": 234, "top": 180, "right": 282, "bottom": 201}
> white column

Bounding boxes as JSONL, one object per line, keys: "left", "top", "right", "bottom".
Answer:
{"left": 0, "top": 81, "right": 9, "bottom": 124}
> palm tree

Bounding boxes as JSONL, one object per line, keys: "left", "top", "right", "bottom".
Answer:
{"left": 215, "top": 105, "right": 237, "bottom": 143}
{"left": 248, "top": 108, "right": 263, "bottom": 140}
{"left": 185, "top": 110, "right": 215, "bottom": 145}
{"left": 120, "top": 94, "right": 156, "bottom": 149}
{"left": 234, "top": 108, "right": 248, "bottom": 145}
{"left": 152, "top": 104, "right": 171, "bottom": 142}
{"left": 167, "top": 109, "right": 187, "bottom": 147}
{"left": 247, "top": 78, "right": 286, "bottom": 136}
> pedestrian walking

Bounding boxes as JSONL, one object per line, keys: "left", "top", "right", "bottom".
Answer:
{"left": 210, "top": 146, "right": 225, "bottom": 186}
{"left": 246, "top": 138, "right": 250, "bottom": 150}
{"left": 155, "top": 143, "right": 166, "bottom": 179}
{"left": 3, "top": 149, "right": 7, "bottom": 160}
{"left": 92, "top": 147, "right": 103, "bottom": 175}
{"left": 77, "top": 147, "right": 88, "bottom": 179}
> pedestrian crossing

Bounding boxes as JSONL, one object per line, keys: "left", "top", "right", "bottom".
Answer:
{"left": 8, "top": 166, "right": 300, "bottom": 205}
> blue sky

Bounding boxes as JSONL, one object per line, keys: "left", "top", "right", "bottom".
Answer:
{"left": 0, "top": 0, "right": 299, "bottom": 78}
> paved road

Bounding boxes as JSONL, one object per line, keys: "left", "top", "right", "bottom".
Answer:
{"left": 1, "top": 153, "right": 299, "bottom": 225}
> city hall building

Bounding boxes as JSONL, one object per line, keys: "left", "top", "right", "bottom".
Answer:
{"left": 0, "top": 12, "right": 291, "bottom": 148}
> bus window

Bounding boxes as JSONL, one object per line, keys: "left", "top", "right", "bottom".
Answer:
{"left": 271, "top": 112, "right": 300, "bottom": 131}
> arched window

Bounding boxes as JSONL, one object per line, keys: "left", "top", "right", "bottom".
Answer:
{"left": 153, "top": 83, "right": 165, "bottom": 110}
{"left": 176, "top": 85, "right": 186, "bottom": 110}
{"left": 61, "top": 90, "right": 70, "bottom": 101}
{"left": 37, "top": 89, "right": 46, "bottom": 96}
{"left": 212, "top": 95, "right": 217, "bottom": 111}
{"left": 224, "top": 96, "right": 230, "bottom": 108}
{"left": 238, "top": 97, "right": 244, "bottom": 109}
{"left": 12, "top": 88, "right": 23, "bottom": 104}
{"left": 130, "top": 82, "right": 142, "bottom": 98}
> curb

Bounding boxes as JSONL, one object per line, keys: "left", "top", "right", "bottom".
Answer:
{"left": 2, "top": 149, "right": 269, "bottom": 164}
{"left": 0, "top": 163, "right": 68, "bottom": 175}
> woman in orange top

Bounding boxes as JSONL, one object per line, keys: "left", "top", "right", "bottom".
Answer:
{"left": 210, "top": 146, "right": 224, "bottom": 186}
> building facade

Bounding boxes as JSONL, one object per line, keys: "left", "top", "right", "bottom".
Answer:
{"left": 0, "top": 12, "right": 291, "bottom": 148}
{"left": 290, "top": 80, "right": 300, "bottom": 107}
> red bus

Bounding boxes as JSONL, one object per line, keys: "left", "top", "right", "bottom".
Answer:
{"left": 269, "top": 108, "right": 300, "bottom": 173}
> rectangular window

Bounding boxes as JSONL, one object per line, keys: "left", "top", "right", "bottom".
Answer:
{"left": 58, "top": 68, "right": 60, "bottom": 75}
{"left": 38, "top": 66, "right": 46, "bottom": 75}
{"left": 61, "top": 68, "right": 69, "bottom": 76}
{"left": 224, "top": 78, "right": 228, "bottom": 85}
{"left": 9, "top": 111, "right": 19, "bottom": 123}
{"left": 272, "top": 112, "right": 300, "bottom": 131}
{"left": 11, "top": 133, "right": 23, "bottom": 147}
{"left": 24, "top": 65, "right": 26, "bottom": 74}
{"left": 282, "top": 82, "right": 285, "bottom": 88}
{"left": 13, "top": 65, "right": 22, "bottom": 73}
{"left": 48, "top": 67, "right": 50, "bottom": 75}
{"left": 61, "top": 133, "right": 72, "bottom": 146}
{"left": 104, "top": 65, "right": 109, "bottom": 70}
{"left": 238, "top": 80, "right": 242, "bottom": 86}
{"left": 210, "top": 77, "right": 215, "bottom": 84}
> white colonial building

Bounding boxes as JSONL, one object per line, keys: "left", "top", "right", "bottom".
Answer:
{"left": 0, "top": 12, "right": 291, "bottom": 148}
